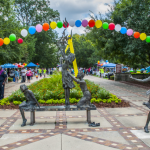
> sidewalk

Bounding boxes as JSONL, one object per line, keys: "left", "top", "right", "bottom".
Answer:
{"left": 4, "top": 76, "right": 46, "bottom": 98}
{"left": 0, "top": 75, "right": 149, "bottom": 150}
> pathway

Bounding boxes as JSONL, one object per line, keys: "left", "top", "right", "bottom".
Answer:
{"left": 0, "top": 75, "right": 149, "bottom": 150}
{"left": 4, "top": 76, "right": 46, "bottom": 98}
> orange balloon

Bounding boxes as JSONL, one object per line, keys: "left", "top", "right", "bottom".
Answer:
{"left": 134, "top": 32, "right": 140, "bottom": 38}
{"left": 43, "top": 23, "right": 49, "bottom": 31}
{"left": 0, "top": 38, "right": 4, "bottom": 46}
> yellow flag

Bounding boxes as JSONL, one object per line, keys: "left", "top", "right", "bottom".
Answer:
{"left": 65, "top": 37, "right": 78, "bottom": 77}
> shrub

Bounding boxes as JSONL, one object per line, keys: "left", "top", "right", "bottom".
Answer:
{"left": 44, "top": 91, "right": 53, "bottom": 100}
{"left": 96, "top": 88, "right": 110, "bottom": 99}
{"left": 115, "top": 100, "right": 118, "bottom": 103}
{"left": 58, "top": 99, "right": 63, "bottom": 104}
{"left": 8, "top": 77, "right": 13, "bottom": 82}
{"left": 13, "top": 101, "right": 22, "bottom": 105}
{"left": 110, "top": 76, "right": 114, "bottom": 80}
{"left": 46, "top": 99, "right": 53, "bottom": 104}
{"left": 91, "top": 98, "right": 96, "bottom": 103}
{"left": 53, "top": 100, "right": 58, "bottom": 104}
{"left": 107, "top": 99, "right": 112, "bottom": 103}
{"left": 103, "top": 99, "right": 107, "bottom": 103}
{"left": 8, "top": 90, "right": 25, "bottom": 102}
{"left": 0, "top": 98, "right": 10, "bottom": 105}
{"left": 6, "top": 71, "right": 121, "bottom": 105}
{"left": 70, "top": 98, "right": 77, "bottom": 104}
{"left": 60, "top": 99, "right": 65, "bottom": 104}
{"left": 70, "top": 89, "right": 78, "bottom": 98}
{"left": 38, "top": 100, "right": 45, "bottom": 104}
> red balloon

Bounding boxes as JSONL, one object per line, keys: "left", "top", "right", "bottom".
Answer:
{"left": 134, "top": 32, "right": 140, "bottom": 38}
{"left": 18, "top": 38, "right": 23, "bottom": 44}
{"left": 63, "top": 22, "right": 69, "bottom": 28}
{"left": 88, "top": 20, "right": 95, "bottom": 27}
{"left": 43, "top": 23, "right": 49, "bottom": 31}
{"left": 109, "top": 23, "right": 115, "bottom": 30}
{"left": 0, "top": 38, "right": 4, "bottom": 46}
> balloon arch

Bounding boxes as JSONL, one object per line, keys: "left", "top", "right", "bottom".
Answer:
{"left": 0, "top": 19, "right": 150, "bottom": 46}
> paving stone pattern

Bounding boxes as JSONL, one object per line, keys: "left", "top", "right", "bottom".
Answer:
{"left": 0, "top": 76, "right": 150, "bottom": 149}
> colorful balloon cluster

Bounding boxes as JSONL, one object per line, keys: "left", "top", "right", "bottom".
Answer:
{"left": 1, "top": 19, "right": 150, "bottom": 46}
{"left": 25, "top": 20, "right": 150, "bottom": 43}
{"left": 23, "top": 63, "right": 27, "bottom": 66}
{"left": 0, "top": 33, "right": 23, "bottom": 46}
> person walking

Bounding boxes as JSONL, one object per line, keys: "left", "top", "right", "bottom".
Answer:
{"left": 38, "top": 68, "right": 42, "bottom": 78}
{"left": 48, "top": 68, "right": 50, "bottom": 75}
{"left": 26, "top": 68, "right": 31, "bottom": 83}
{"left": 99, "top": 69, "right": 101, "bottom": 78}
{"left": 14, "top": 69, "right": 19, "bottom": 83}
{"left": 0, "top": 66, "right": 7, "bottom": 100}
{"left": 43, "top": 68, "right": 47, "bottom": 78}
{"left": 100, "top": 68, "right": 104, "bottom": 78}
{"left": 21, "top": 68, "right": 26, "bottom": 83}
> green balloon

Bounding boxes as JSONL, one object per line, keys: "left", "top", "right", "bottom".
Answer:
{"left": 146, "top": 36, "right": 150, "bottom": 43}
{"left": 57, "top": 21, "right": 63, "bottom": 28}
{"left": 102, "top": 22, "right": 109, "bottom": 29}
{"left": 9, "top": 34, "right": 16, "bottom": 41}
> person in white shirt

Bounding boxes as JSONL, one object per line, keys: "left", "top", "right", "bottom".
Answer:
{"left": 21, "top": 68, "right": 26, "bottom": 83}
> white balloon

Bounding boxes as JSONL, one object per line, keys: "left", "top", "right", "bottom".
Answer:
{"left": 69, "top": 20, "right": 75, "bottom": 27}
{"left": 115, "top": 24, "right": 121, "bottom": 32}
{"left": 21, "top": 29, "right": 28, "bottom": 37}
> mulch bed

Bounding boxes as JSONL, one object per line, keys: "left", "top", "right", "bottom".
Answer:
{"left": 0, "top": 100, "right": 130, "bottom": 109}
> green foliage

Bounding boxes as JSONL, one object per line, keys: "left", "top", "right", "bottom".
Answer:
{"left": 0, "top": 0, "right": 60, "bottom": 66}
{"left": 86, "top": 0, "right": 150, "bottom": 68}
{"left": 0, "top": 0, "right": 29, "bottom": 64}
{"left": 72, "top": 34, "right": 100, "bottom": 68}
{"left": 0, "top": 98, "right": 10, "bottom": 105}
{"left": 46, "top": 99, "right": 53, "bottom": 104}
{"left": 8, "top": 77, "right": 13, "bottom": 82}
{"left": 95, "top": 88, "right": 110, "bottom": 99}
{"left": 91, "top": 98, "right": 96, "bottom": 103}
{"left": 110, "top": 76, "right": 114, "bottom": 80}
{"left": 38, "top": 100, "right": 45, "bottom": 104}
{"left": 6, "top": 72, "right": 121, "bottom": 105}
{"left": 8, "top": 90, "right": 25, "bottom": 102}
{"left": 13, "top": 101, "right": 21, "bottom": 105}
{"left": 14, "top": 0, "right": 60, "bottom": 67}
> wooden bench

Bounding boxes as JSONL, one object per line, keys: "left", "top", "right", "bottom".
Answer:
{"left": 24, "top": 105, "right": 97, "bottom": 125}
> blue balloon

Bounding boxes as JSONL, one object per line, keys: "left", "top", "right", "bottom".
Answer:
{"left": 28, "top": 26, "right": 36, "bottom": 35}
{"left": 106, "top": 60, "right": 108, "bottom": 62}
{"left": 120, "top": 27, "right": 127, "bottom": 34}
{"left": 75, "top": 20, "right": 81, "bottom": 27}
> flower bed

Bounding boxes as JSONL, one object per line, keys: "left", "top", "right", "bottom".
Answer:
{"left": 0, "top": 72, "right": 130, "bottom": 108}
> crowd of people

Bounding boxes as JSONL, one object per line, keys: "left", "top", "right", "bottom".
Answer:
{"left": 70, "top": 67, "right": 98, "bottom": 75}
{"left": 7, "top": 68, "right": 57, "bottom": 83}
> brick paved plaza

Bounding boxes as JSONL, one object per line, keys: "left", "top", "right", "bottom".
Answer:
{"left": 0, "top": 76, "right": 150, "bottom": 150}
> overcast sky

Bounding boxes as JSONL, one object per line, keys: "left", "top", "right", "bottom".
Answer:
{"left": 50, "top": 0, "right": 114, "bottom": 36}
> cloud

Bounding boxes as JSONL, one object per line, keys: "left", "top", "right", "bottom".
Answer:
{"left": 50, "top": 0, "right": 113, "bottom": 36}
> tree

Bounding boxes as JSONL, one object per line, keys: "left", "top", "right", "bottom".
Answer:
{"left": 0, "top": 0, "right": 30, "bottom": 64}
{"left": 86, "top": 0, "right": 150, "bottom": 69}
{"left": 14, "top": 0, "right": 60, "bottom": 67}
{"left": 72, "top": 34, "right": 99, "bottom": 68}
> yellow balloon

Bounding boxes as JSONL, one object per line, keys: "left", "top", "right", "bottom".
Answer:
{"left": 95, "top": 20, "right": 102, "bottom": 28}
{"left": 140, "top": 33, "right": 147, "bottom": 41}
{"left": 4, "top": 37, "right": 10, "bottom": 45}
{"left": 50, "top": 22, "right": 57, "bottom": 29}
